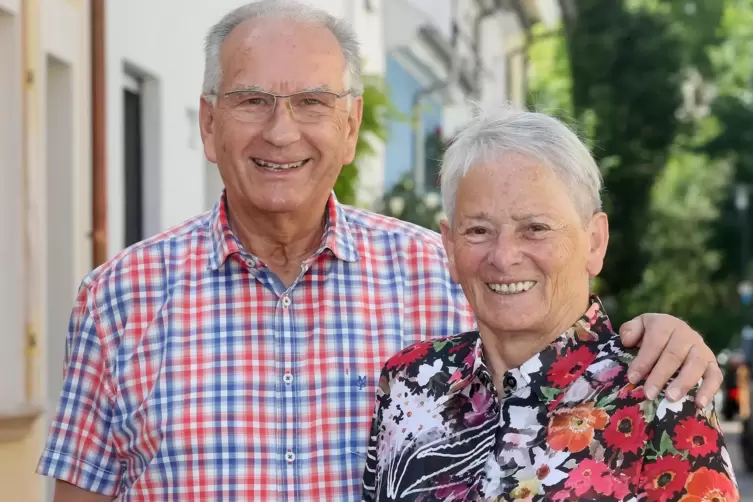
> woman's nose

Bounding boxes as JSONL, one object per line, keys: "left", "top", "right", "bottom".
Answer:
{"left": 488, "top": 232, "right": 524, "bottom": 269}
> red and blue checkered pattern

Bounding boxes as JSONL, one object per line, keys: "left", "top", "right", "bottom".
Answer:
{"left": 37, "top": 191, "right": 475, "bottom": 501}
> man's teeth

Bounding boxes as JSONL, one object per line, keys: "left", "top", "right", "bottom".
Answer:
{"left": 488, "top": 281, "right": 536, "bottom": 294}
{"left": 254, "top": 158, "right": 307, "bottom": 170}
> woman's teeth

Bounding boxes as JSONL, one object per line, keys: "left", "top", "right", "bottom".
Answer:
{"left": 254, "top": 158, "right": 307, "bottom": 170}
{"left": 488, "top": 281, "right": 536, "bottom": 294}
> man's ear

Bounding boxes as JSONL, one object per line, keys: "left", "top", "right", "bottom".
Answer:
{"left": 199, "top": 96, "right": 218, "bottom": 163}
{"left": 586, "top": 211, "right": 609, "bottom": 277}
{"left": 440, "top": 219, "right": 460, "bottom": 284}
{"left": 342, "top": 96, "right": 364, "bottom": 165}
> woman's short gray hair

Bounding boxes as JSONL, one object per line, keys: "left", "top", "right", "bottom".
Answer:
{"left": 202, "top": 0, "right": 363, "bottom": 98}
{"left": 440, "top": 105, "right": 603, "bottom": 225}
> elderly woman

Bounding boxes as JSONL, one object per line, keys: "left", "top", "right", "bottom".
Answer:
{"left": 361, "top": 107, "right": 738, "bottom": 501}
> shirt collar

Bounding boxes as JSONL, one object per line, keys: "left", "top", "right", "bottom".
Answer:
{"left": 208, "top": 189, "right": 359, "bottom": 270}
{"left": 447, "top": 295, "right": 615, "bottom": 403}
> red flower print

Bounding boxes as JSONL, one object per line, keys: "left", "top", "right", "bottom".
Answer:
{"left": 672, "top": 417, "right": 719, "bottom": 458}
{"left": 547, "top": 391, "right": 566, "bottom": 412}
{"left": 640, "top": 455, "right": 690, "bottom": 502}
{"left": 618, "top": 382, "right": 647, "bottom": 400}
{"left": 608, "top": 472, "right": 632, "bottom": 500}
{"left": 565, "top": 459, "right": 609, "bottom": 497}
{"left": 547, "top": 346, "right": 595, "bottom": 388}
{"left": 385, "top": 342, "right": 431, "bottom": 370}
{"left": 678, "top": 467, "right": 738, "bottom": 502}
{"left": 594, "top": 469, "right": 632, "bottom": 499}
{"left": 551, "top": 491, "right": 570, "bottom": 501}
{"left": 548, "top": 403, "right": 609, "bottom": 452}
{"left": 603, "top": 404, "right": 649, "bottom": 453}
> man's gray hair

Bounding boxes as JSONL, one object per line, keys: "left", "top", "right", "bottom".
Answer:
{"left": 440, "top": 105, "right": 603, "bottom": 225}
{"left": 202, "top": 0, "right": 363, "bottom": 98}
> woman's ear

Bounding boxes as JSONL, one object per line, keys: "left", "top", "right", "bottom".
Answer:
{"left": 586, "top": 212, "right": 609, "bottom": 277}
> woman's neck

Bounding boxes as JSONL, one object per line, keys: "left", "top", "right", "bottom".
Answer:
{"left": 480, "top": 295, "right": 591, "bottom": 391}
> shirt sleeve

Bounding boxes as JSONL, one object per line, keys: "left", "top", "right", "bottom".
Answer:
{"left": 361, "top": 367, "right": 392, "bottom": 501}
{"left": 36, "top": 281, "right": 123, "bottom": 496}
{"left": 636, "top": 392, "right": 739, "bottom": 500}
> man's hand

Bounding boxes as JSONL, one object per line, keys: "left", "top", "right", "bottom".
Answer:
{"left": 619, "top": 313, "right": 722, "bottom": 408}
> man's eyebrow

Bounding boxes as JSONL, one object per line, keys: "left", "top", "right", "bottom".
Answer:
{"left": 226, "top": 84, "right": 266, "bottom": 94}
{"left": 512, "top": 213, "right": 547, "bottom": 221}
{"left": 226, "top": 84, "right": 337, "bottom": 94}
{"left": 300, "top": 84, "right": 336, "bottom": 93}
{"left": 463, "top": 211, "right": 494, "bottom": 221}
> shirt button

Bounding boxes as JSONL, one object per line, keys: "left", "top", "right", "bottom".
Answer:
{"left": 244, "top": 258, "right": 255, "bottom": 268}
{"left": 283, "top": 373, "right": 293, "bottom": 385}
{"left": 281, "top": 295, "right": 291, "bottom": 308}
{"left": 285, "top": 451, "right": 296, "bottom": 464}
{"left": 505, "top": 375, "right": 517, "bottom": 389}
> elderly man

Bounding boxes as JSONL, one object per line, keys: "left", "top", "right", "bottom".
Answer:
{"left": 38, "top": 1, "right": 722, "bottom": 501}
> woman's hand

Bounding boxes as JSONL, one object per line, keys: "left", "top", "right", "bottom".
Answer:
{"left": 619, "top": 313, "right": 722, "bottom": 408}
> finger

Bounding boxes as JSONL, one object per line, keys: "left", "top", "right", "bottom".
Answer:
{"left": 640, "top": 330, "right": 689, "bottom": 400}
{"left": 619, "top": 316, "right": 648, "bottom": 349}
{"left": 665, "top": 345, "right": 707, "bottom": 402}
{"left": 693, "top": 359, "right": 723, "bottom": 409}
{"left": 625, "top": 319, "right": 668, "bottom": 385}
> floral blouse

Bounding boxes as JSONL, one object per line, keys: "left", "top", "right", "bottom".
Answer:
{"left": 361, "top": 297, "right": 739, "bottom": 501}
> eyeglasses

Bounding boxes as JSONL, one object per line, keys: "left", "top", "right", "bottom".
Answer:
{"left": 213, "top": 88, "right": 354, "bottom": 123}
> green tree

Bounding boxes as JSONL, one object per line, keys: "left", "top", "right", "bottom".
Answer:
{"left": 560, "top": 0, "right": 687, "bottom": 299}
{"left": 528, "top": 0, "right": 734, "bottom": 349}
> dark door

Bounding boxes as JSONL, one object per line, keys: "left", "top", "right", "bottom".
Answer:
{"left": 124, "top": 88, "right": 143, "bottom": 247}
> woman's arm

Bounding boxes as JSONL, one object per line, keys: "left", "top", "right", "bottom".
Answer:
{"left": 636, "top": 390, "right": 739, "bottom": 500}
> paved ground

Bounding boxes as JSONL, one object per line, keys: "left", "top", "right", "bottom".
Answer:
{"left": 721, "top": 420, "right": 753, "bottom": 499}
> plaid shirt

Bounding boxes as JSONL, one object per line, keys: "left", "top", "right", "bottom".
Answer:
{"left": 37, "top": 191, "right": 475, "bottom": 501}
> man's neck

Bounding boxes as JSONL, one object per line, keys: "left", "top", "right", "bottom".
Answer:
{"left": 226, "top": 195, "right": 329, "bottom": 284}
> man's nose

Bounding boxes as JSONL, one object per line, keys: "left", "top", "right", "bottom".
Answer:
{"left": 261, "top": 98, "right": 301, "bottom": 146}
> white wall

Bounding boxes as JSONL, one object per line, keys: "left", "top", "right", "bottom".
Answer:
{"left": 0, "top": 1, "right": 91, "bottom": 500}
{"left": 0, "top": 0, "right": 24, "bottom": 413}
{"left": 106, "top": 0, "right": 387, "bottom": 256}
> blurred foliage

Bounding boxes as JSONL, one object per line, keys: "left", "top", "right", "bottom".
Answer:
{"left": 334, "top": 75, "right": 395, "bottom": 205}
{"left": 378, "top": 174, "right": 445, "bottom": 232}
{"left": 528, "top": 0, "right": 753, "bottom": 352}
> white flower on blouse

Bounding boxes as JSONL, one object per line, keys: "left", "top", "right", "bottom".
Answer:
{"left": 561, "top": 377, "right": 595, "bottom": 403}
{"left": 655, "top": 395, "right": 686, "bottom": 420}
{"left": 589, "top": 358, "right": 624, "bottom": 384}
{"left": 378, "top": 379, "right": 448, "bottom": 463}
{"left": 508, "top": 405, "right": 542, "bottom": 431}
{"left": 519, "top": 355, "right": 543, "bottom": 378}
{"left": 416, "top": 359, "right": 443, "bottom": 386}
{"left": 722, "top": 443, "right": 738, "bottom": 485}
{"left": 514, "top": 447, "right": 570, "bottom": 487}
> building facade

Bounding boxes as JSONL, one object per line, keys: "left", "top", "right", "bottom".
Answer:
{"left": 0, "top": 0, "right": 92, "bottom": 500}
{"left": 382, "top": 0, "right": 559, "bottom": 196}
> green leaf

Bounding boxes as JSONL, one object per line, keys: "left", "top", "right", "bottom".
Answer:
{"left": 433, "top": 341, "right": 449, "bottom": 352}
{"left": 596, "top": 391, "right": 618, "bottom": 409}
{"left": 658, "top": 431, "right": 681, "bottom": 456}
{"left": 540, "top": 386, "right": 564, "bottom": 402}
{"left": 641, "top": 399, "right": 657, "bottom": 424}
